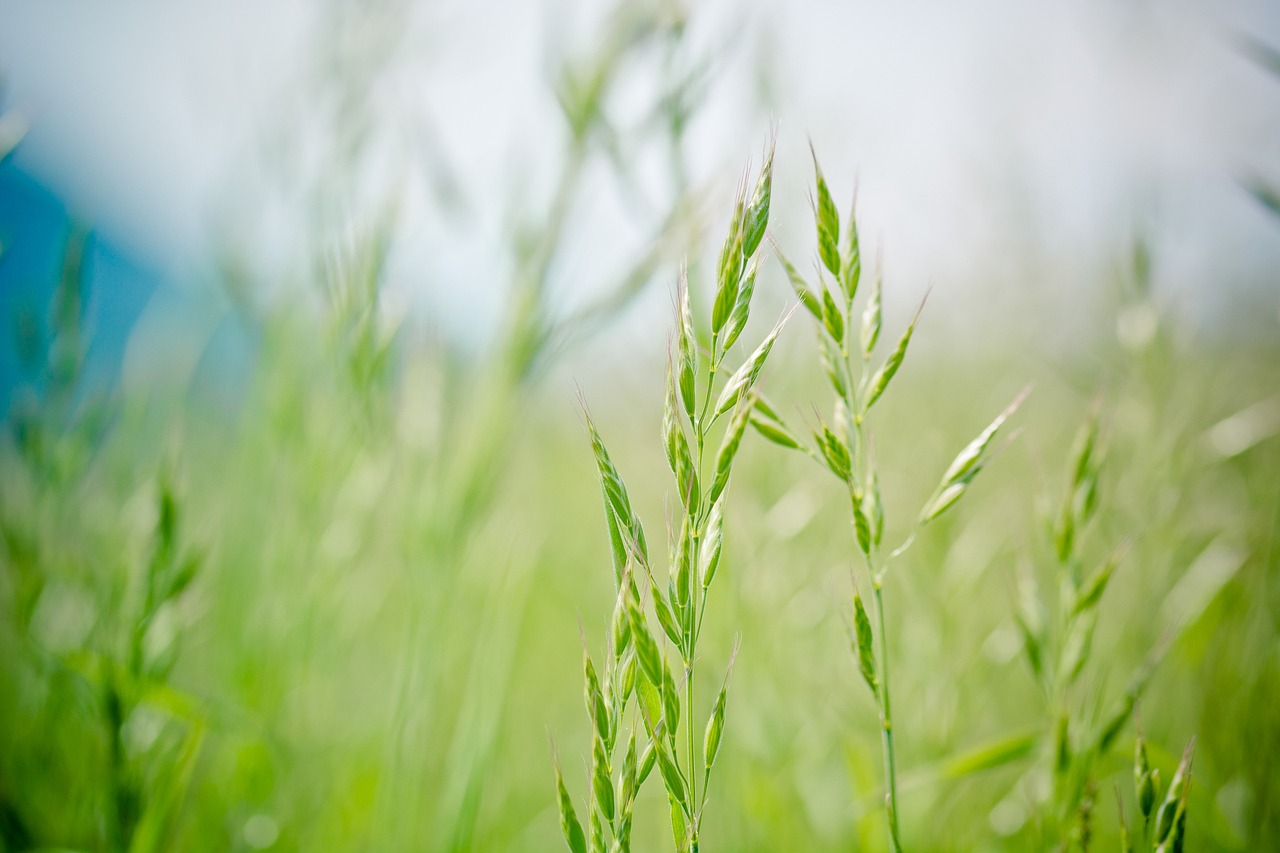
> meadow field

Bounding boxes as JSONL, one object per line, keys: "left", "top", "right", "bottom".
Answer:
{"left": 1, "top": 2, "right": 1278, "bottom": 851}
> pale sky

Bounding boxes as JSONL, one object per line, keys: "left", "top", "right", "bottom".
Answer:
{"left": 2, "top": 0, "right": 1278, "bottom": 354}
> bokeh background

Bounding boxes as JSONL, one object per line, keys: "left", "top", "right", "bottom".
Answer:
{"left": 1, "top": 0, "right": 1277, "bottom": 850}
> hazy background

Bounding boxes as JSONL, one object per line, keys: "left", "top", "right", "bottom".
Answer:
{"left": 3, "top": 0, "right": 1279, "bottom": 368}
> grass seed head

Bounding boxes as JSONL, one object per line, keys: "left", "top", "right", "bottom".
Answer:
{"left": 720, "top": 258, "right": 759, "bottom": 353}
{"left": 661, "top": 662, "right": 680, "bottom": 733}
{"left": 815, "top": 422, "right": 853, "bottom": 483}
{"left": 699, "top": 498, "right": 725, "bottom": 590}
{"left": 840, "top": 188, "right": 862, "bottom": 301}
{"left": 677, "top": 275, "right": 698, "bottom": 421}
{"left": 583, "top": 644, "right": 610, "bottom": 745}
{"left": 742, "top": 140, "right": 774, "bottom": 258}
{"left": 821, "top": 284, "right": 845, "bottom": 346}
{"left": 922, "top": 386, "right": 1029, "bottom": 523}
{"left": 637, "top": 741, "right": 657, "bottom": 788}
{"left": 708, "top": 394, "right": 754, "bottom": 504}
{"left": 851, "top": 585, "right": 878, "bottom": 695}
{"left": 864, "top": 294, "right": 926, "bottom": 412}
{"left": 619, "top": 652, "right": 638, "bottom": 706}
{"left": 620, "top": 729, "right": 639, "bottom": 809}
{"left": 703, "top": 641, "right": 740, "bottom": 770}
{"left": 816, "top": 333, "right": 850, "bottom": 400}
{"left": 592, "top": 734, "right": 615, "bottom": 823}
{"left": 810, "top": 145, "right": 841, "bottom": 278}
{"left": 1135, "top": 735, "right": 1157, "bottom": 820}
{"left": 552, "top": 748, "right": 587, "bottom": 853}
{"left": 611, "top": 586, "right": 632, "bottom": 659}
{"left": 749, "top": 396, "right": 804, "bottom": 451}
{"left": 655, "top": 738, "right": 689, "bottom": 816}
{"left": 652, "top": 587, "right": 683, "bottom": 651}
{"left": 775, "top": 246, "right": 822, "bottom": 320}
{"left": 629, "top": 602, "right": 665, "bottom": 688}
{"left": 712, "top": 312, "right": 789, "bottom": 418}
{"left": 713, "top": 197, "right": 746, "bottom": 335}
{"left": 861, "top": 266, "right": 882, "bottom": 356}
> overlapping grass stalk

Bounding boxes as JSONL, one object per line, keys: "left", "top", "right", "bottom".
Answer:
{"left": 552, "top": 144, "right": 781, "bottom": 853}
{"left": 755, "top": 147, "right": 1027, "bottom": 851}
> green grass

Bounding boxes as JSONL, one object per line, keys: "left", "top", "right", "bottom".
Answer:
{"left": 1, "top": 249, "right": 1277, "bottom": 850}
{"left": 3, "top": 5, "right": 1280, "bottom": 851}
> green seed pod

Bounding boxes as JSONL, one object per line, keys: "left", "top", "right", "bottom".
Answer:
{"left": 712, "top": 318, "right": 786, "bottom": 419}
{"left": 637, "top": 679, "right": 664, "bottom": 739}
{"left": 850, "top": 489, "right": 872, "bottom": 556}
{"left": 818, "top": 333, "right": 849, "bottom": 400}
{"left": 811, "top": 147, "right": 841, "bottom": 278}
{"left": 651, "top": 588, "right": 683, "bottom": 651}
{"left": 1076, "top": 468, "right": 1100, "bottom": 524}
{"left": 742, "top": 142, "right": 774, "bottom": 259}
{"left": 1145, "top": 768, "right": 1161, "bottom": 819}
{"left": 553, "top": 755, "right": 587, "bottom": 853}
{"left": 864, "top": 299, "right": 925, "bottom": 411}
{"left": 1074, "top": 552, "right": 1119, "bottom": 614}
{"left": 678, "top": 279, "right": 698, "bottom": 421}
{"left": 721, "top": 259, "right": 759, "bottom": 353}
{"left": 749, "top": 412, "right": 803, "bottom": 451}
{"left": 584, "top": 650, "right": 610, "bottom": 745}
{"left": 672, "top": 522, "right": 693, "bottom": 608}
{"left": 637, "top": 740, "right": 657, "bottom": 787}
{"left": 1053, "top": 496, "right": 1076, "bottom": 562}
{"left": 861, "top": 268, "right": 882, "bottom": 357}
{"left": 1054, "top": 714, "right": 1071, "bottom": 777}
{"left": 592, "top": 734, "right": 614, "bottom": 822}
{"left": 663, "top": 369, "right": 699, "bottom": 514}
{"left": 1060, "top": 611, "right": 1097, "bottom": 687}
{"left": 921, "top": 482, "right": 966, "bottom": 523}
{"left": 1154, "top": 798, "right": 1175, "bottom": 845}
{"left": 620, "top": 729, "right": 639, "bottom": 809}
{"left": 821, "top": 284, "right": 845, "bottom": 346}
{"left": 921, "top": 387, "right": 1029, "bottom": 524}
{"left": 700, "top": 499, "right": 725, "bottom": 590}
{"left": 611, "top": 590, "right": 631, "bottom": 659}
{"left": 840, "top": 193, "right": 861, "bottom": 303}
{"left": 670, "top": 795, "right": 689, "bottom": 852}
{"left": 708, "top": 395, "right": 754, "bottom": 505}
{"left": 1140, "top": 770, "right": 1157, "bottom": 822}
{"left": 865, "top": 465, "right": 884, "bottom": 547}
{"left": 816, "top": 424, "right": 852, "bottom": 483}
{"left": 655, "top": 740, "right": 689, "bottom": 816}
{"left": 1068, "top": 408, "right": 1099, "bottom": 491}
{"left": 1154, "top": 741, "right": 1195, "bottom": 845}
{"left": 629, "top": 604, "right": 664, "bottom": 688}
{"left": 713, "top": 199, "right": 746, "bottom": 335}
{"left": 852, "top": 587, "right": 877, "bottom": 695}
{"left": 1171, "top": 798, "right": 1188, "bottom": 853}
{"left": 703, "top": 692, "right": 726, "bottom": 769}
{"left": 590, "top": 808, "right": 604, "bottom": 853}
{"left": 1134, "top": 735, "right": 1154, "bottom": 818}
{"left": 619, "top": 652, "right": 637, "bottom": 705}
{"left": 661, "top": 662, "right": 681, "bottom": 733}
{"left": 777, "top": 249, "right": 822, "bottom": 320}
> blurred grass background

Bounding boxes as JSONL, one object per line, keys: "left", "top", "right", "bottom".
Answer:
{"left": 1, "top": 1, "right": 1279, "bottom": 851}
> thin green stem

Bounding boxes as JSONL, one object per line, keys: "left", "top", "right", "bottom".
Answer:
{"left": 845, "top": 336, "right": 902, "bottom": 851}
{"left": 686, "top": 650, "right": 697, "bottom": 816}
{"left": 686, "top": 346, "right": 719, "bottom": 830}
{"left": 872, "top": 579, "right": 903, "bottom": 852}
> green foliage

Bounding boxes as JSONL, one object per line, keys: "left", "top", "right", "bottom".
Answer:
{"left": 2, "top": 14, "right": 1279, "bottom": 853}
